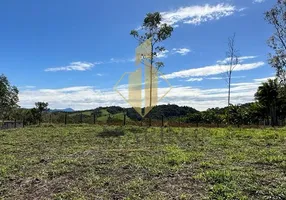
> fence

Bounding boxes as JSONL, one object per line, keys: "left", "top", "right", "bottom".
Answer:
{"left": 37, "top": 112, "right": 286, "bottom": 128}
{"left": 1, "top": 111, "right": 286, "bottom": 129}
{"left": 0, "top": 120, "right": 24, "bottom": 130}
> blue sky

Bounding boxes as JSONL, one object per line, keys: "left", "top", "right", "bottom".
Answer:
{"left": 0, "top": 0, "right": 277, "bottom": 111}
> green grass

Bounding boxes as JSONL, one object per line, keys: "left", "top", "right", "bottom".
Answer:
{"left": 96, "top": 110, "right": 133, "bottom": 123}
{"left": 0, "top": 126, "right": 286, "bottom": 199}
{"left": 69, "top": 111, "right": 93, "bottom": 117}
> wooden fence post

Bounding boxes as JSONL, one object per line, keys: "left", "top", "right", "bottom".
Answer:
{"left": 123, "top": 113, "right": 126, "bottom": 126}
{"left": 50, "top": 114, "right": 52, "bottom": 124}
{"left": 161, "top": 115, "right": 164, "bottom": 127}
{"left": 65, "top": 113, "right": 67, "bottom": 125}
{"left": 14, "top": 119, "right": 17, "bottom": 128}
{"left": 80, "top": 112, "right": 83, "bottom": 123}
{"left": 93, "top": 113, "right": 96, "bottom": 124}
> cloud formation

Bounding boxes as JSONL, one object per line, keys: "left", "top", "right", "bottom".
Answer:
{"left": 253, "top": 0, "right": 265, "bottom": 3}
{"left": 45, "top": 57, "right": 136, "bottom": 72}
{"left": 45, "top": 62, "right": 95, "bottom": 72}
{"left": 172, "top": 48, "right": 191, "bottom": 56}
{"left": 186, "top": 78, "right": 203, "bottom": 82}
{"left": 19, "top": 75, "right": 273, "bottom": 111}
{"left": 207, "top": 76, "right": 246, "bottom": 80}
{"left": 108, "top": 57, "right": 135, "bottom": 64}
{"left": 44, "top": 48, "right": 192, "bottom": 72}
{"left": 156, "top": 50, "right": 169, "bottom": 58}
{"left": 164, "top": 62, "right": 264, "bottom": 79}
{"left": 216, "top": 56, "right": 257, "bottom": 65}
{"left": 161, "top": 4, "right": 241, "bottom": 26}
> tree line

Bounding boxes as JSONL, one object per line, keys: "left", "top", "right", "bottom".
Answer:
{"left": 0, "top": 0, "right": 285, "bottom": 127}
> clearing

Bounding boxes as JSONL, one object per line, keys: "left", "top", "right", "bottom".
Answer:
{"left": 0, "top": 125, "right": 286, "bottom": 199}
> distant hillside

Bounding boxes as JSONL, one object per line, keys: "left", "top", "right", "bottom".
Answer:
{"left": 69, "top": 105, "right": 198, "bottom": 120}
{"left": 126, "top": 104, "right": 199, "bottom": 120}
{"left": 50, "top": 108, "right": 74, "bottom": 113}
{"left": 48, "top": 104, "right": 199, "bottom": 122}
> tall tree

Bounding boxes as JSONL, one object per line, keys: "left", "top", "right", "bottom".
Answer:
{"left": 278, "top": 84, "right": 286, "bottom": 119}
{"left": 35, "top": 102, "right": 49, "bottom": 124}
{"left": 224, "top": 34, "right": 240, "bottom": 124}
{"left": 265, "top": 0, "right": 286, "bottom": 83}
{"left": 247, "top": 102, "right": 266, "bottom": 125}
{"left": 130, "top": 12, "right": 173, "bottom": 111}
{"left": 255, "top": 79, "right": 280, "bottom": 126}
{"left": 0, "top": 74, "right": 19, "bottom": 122}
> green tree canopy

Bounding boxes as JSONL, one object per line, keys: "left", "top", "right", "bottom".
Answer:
{"left": 35, "top": 102, "right": 49, "bottom": 123}
{"left": 130, "top": 12, "right": 174, "bottom": 70}
{"left": 255, "top": 79, "right": 281, "bottom": 126}
{"left": 0, "top": 74, "right": 19, "bottom": 121}
{"left": 265, "top": 0, "right": 286, "bottom": 82}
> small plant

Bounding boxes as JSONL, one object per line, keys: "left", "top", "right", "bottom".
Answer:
{"left": 265, "top": 155, "right": 286, "bottom": 164}
{"left": 164, "top": 145, "right": 190, "bottom": 166}
{"left": 200, "top": 161, "right": 213, "bottom": 169}
{"left": 200, "top": 170, "right": 233, "bottom": 184}
{"left": 209, "top": 183, "right": 247, "bottom": 200}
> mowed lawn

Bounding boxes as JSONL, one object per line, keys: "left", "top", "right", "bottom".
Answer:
{"left": 0, "top": 125, "right": 286, "bottom": 200}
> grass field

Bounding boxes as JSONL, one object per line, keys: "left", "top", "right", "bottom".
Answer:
{"left": 0, "top": 125, "right": 286, "bottom": 199}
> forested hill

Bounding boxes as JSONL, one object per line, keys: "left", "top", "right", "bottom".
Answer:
{"left": 126, "top": 104, "right": 199, "bottom": 120}
{"left": 54, "top": 104, "right": 199, "bottom": 121}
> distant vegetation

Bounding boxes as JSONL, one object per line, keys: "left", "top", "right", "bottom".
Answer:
{"left": 1, "top": 79, "right": 286, "bottom": 127}
{"left": 16, "top": 99, "right": 285, "bottom": 127}
{"left": 0, "top": 1, "right": 285, "bottom": 128}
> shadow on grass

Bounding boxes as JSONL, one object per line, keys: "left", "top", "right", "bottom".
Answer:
{"left": 97, "top": 128, "right": 125, "bottom": 137}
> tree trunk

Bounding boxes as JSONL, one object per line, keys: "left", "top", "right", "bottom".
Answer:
{"left": 149, "top": 43, "right": 154, "bottom": 127}
{"left": 227, "top": 72, "right": 232, "bottom": 125}
{"left": 270, "top": 104, "right": 278, "bottom": 127}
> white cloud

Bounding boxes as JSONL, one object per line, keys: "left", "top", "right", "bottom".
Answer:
{"left": 109, "top": 57, "right": 135, "bottom": 63}
{"left": 96, "top": 73, "right": 103, "bottom": 76}
{"left": 19, "top": 86, "right": 127, "bottom": 110}
{"left": 94, "top": 61, "right": 104, "bottom": 65}
{"left": 164, "top": 62, "right": 265, "bottom": 79}
{"left": 39, "top": 86, "right": 94, "bottom": 93}
{"left": 253, "top": 76, "right": 275, "bottom": 82}
{"left": 161, "top": 4, "right": 241, "bottom": 26}
{"left": 19, "top": 75, "right": 272, "bottom": 111}
{"left": 159, "top": 76, "right": 272, "bottom": 110}
{"left": 45, "top": 62, "right": 95, "bottom": 72}
{"left": 45, "top": 57, "right": 136, "bottom": 72}
{"left": 207, "top": 77, "right": 225, "bottom": 80}
{"left": 207, "top": 76, "right": 246, "bottom": 80}
{"left": 157, "top": 50, "right": 169, "bottom": 58}
{"left": 217, "top": 56, "right": 257, "bottom": 65}
{"left": 172, "top": 48, "right": 191, "bottom": 56}
{"left": 186, "top": 78, "right": 203, "bottom": 82}
{"left": 18, "top": 85, "right": 36, "bottom": 89}
{"left": 253, "top": 0, "right": 265, "bottom": 3}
